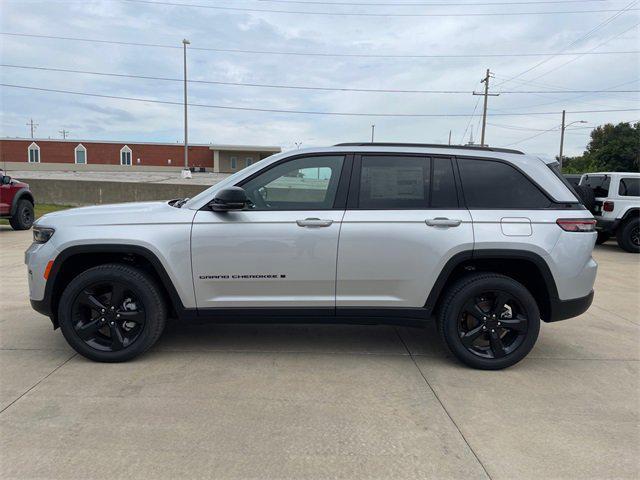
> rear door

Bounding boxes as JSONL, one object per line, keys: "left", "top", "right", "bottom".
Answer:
{"left": 336, "top": 154, "right": 474, "bottom": 311}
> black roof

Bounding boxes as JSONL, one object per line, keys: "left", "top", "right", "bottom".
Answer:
{"left": 333, "top": 143, "right": 524, "bottom": 155}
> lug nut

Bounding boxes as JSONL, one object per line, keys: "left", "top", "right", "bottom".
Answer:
{"left": 482, "top": 326, "right": 486, "bottom": 330}
{"left": 116, "top": 314, "right": 120, "bottom": 318}
{"left": 100, "top": 318, "right": 105, "bottom": 322}
{"left": 110, "top": 321, "right": 115, "bottom": 326}
{"left": 101, "top": 309, "right": 105, "bottom": 313}
{"left": 497, "top": 322, "right": 501, "bottom": 326}
{"left": 491, "top": 329, "right": 495, "bottom": 333}
{"left": 111, "top": 306, "right": 115, "bottom": 310}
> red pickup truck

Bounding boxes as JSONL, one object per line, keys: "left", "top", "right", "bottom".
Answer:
{"left": 0, "top": 170, "right": 35, "bottom": 230}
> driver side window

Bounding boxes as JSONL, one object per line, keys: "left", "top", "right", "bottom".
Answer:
{"left": 240, "top": 155, "right": 345, "bottom": 210}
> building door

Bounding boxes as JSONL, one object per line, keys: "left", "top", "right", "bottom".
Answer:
{"left": 191, "top": 154, "right": 350, "bottom": 311}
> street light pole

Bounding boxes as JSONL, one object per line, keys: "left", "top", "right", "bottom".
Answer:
{"left": 371, "top": 124, "right": 375, "bottom": 142}
{"left": 558, "top": 110, "right": 587, "bottom": 172}
{"left": 182, "top": 39, "right": 190, "bottom": 170}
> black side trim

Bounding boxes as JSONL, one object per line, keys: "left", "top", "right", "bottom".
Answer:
{"left": 40, "top": 244, "right": 188, "bottom": 326}
{"left": 10, "top": 188, "right": 34, "bottom": 216}
{"left": 548, "top": 290, "right": 594, "bottom": 323}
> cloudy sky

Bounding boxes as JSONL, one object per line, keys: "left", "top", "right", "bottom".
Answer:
{"left": 1, "top": 0, "right": 638, "bottom": 155}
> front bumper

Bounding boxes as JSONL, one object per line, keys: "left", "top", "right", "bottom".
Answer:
{"left": 546, "top": 290, "right": 594, "bottom": 322}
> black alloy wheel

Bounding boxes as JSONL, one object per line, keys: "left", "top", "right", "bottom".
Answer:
{"left": 58, "top": 263, "right": 166, "bottom": 362}
{"left": 458, "top": 292, "right": 528, "bottom": 359}
{"left": 71, "top": 281, "right": 146, "bottom": 352}
{"left": 438, "top": 273, "right": 540, "bottom": 370}
{"left": 617, "top": 218, "right": 640, "bottom": 253}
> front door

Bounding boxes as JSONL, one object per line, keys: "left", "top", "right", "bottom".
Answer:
{"left": 191, "top": 154, "right": 350, "bottom": 310}
{"left": 336, "top": 154, "right": 474, "bottom": 310}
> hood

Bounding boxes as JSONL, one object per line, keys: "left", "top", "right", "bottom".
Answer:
{"left": 35, "top": 201, "right": 182, "bottom": 227}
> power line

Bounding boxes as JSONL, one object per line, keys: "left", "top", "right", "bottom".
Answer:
{"left": 3, "top": 32, "right": 638, "bottom": 60}
{"left": 502, "top": 124, "right": 562, "bottom": 146}
{"left": 258, "top": 0, "right": 609, "bottom": 5}
{"left": 3, "top": 82, "right": 638, "bottom": 117}
{"left": 3, "top": 63, "right": 639, "bottom": 95}
{"left": 495, "top": 0, "right": 639, "bottom": 87}
{"left": 120, "top": 0, "right": 640, "bottom": 17}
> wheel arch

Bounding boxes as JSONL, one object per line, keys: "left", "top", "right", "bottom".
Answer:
{"left": 10, "top": 188, "right": 34, "bottom": 216}
{"left": 44, "top": 244, "right": 189, "bottom": 328}
{"left": 425, "top": 249, "right": 560, "bottom": 322}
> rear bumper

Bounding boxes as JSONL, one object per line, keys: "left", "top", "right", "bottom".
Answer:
{"left": 546, "top": 290, "right": 594, "bottom": 322}
{"left": 596, "top": 218, "right": 619, "bottom": 234}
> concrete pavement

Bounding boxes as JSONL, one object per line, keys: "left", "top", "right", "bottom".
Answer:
{"left": 1, "top": 226, "right": 638, "bottom": 479}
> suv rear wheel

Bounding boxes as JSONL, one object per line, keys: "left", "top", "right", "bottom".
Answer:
{"left": 58, "top": 263, "right": 167, "bottom": 362}
{"left": 616, "top": 217, "right": 640, "bottom": 253}
{"left": 438, "top": 273, "right": 540, "bottom": 370}
{"left": 9, "top": 199, "right": 34, "bottom": 230}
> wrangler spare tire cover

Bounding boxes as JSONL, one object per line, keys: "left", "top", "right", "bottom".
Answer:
{"left": 573, "top": 185, "right": 596, "bottom": 212}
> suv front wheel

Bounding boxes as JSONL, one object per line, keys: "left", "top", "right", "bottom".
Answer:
{"left": 58, "top": 263, "right": 167, "bottom": 362}
{"left": 438, "top": 273, "right": 540, "bottom": 370}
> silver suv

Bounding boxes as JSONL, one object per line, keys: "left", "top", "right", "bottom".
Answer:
{"left": 25, "top": 143, "right": 597, "bottom": 369}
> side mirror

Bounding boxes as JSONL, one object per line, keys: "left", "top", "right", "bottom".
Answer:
{"left": 1, "top": 175, "right": 11, "bottom": 185}
{"left": 209, "top": 187, "right": 249, "bottom": 212}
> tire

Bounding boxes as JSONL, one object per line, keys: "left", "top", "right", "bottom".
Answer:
{"left": 573, "top": 185, "right": 595, "bottom": 213}
{"left": 616, "top": 217, "right": 640, "bottom": 253}
{"left": 58, "top": 263, "right": 167, "bottom": 362}
{"left": 596, "top": 232, "right": 611, "bottom": 245}
{"left": 437, "top": 273, "right": 541, "bottom": 370}
{"left": 9, "top": 199, "right": 34, "bottom": 230}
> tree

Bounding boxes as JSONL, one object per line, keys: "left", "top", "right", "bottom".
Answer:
{"left": 562, "top": 121, "right": 639, "bottom": 173}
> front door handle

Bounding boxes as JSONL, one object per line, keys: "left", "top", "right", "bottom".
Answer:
{"left": 425, "top": 217, "right": 462, "bottom": 228}
{"left": 296, "top": 218, "right": 334, "bottom": 228}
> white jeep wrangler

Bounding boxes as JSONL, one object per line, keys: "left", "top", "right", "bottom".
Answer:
{"left": 579, "top": 172, "right": 640, "bottom": 253}
{"left": 25, "top": 143, "right": 598, "bottom": 369}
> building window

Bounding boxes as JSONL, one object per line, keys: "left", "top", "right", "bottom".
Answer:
{"left": 28, "top": 142, "right": 40, "bottom": 163}
{"left": 246, "top": 157, "right": 253, "bottom": 167}
{"left": 120, "top": 145, "right": 132, "bottom": 166}
{"left": 230, "top": 156, "right": 237, "bottom": 170}
{"left": 74, "top": 144, "right": 87, "bottom": 164}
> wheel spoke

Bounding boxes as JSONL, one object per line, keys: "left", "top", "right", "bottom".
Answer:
{"left": 491, "top": 292, "right": 510, "bottom": 317}
{"left": 109, "top": 323, "right": 125, "bottom": 350}
{"left": 76, "top": 318, "right": 102, "bottom": 340}
{"left": 488, "top": 331, "right": 506, "bottom": 358}
{"left": 500, "top": 315, "right": 527, "bottom": 333}
{"left": 460, "top": 324, "right": 485, "bottom": 347}
{"left": 77, "top": 291, "right": 107, "bottom": 312}
{"left": 117, "top": 310, "right": 144, "bottom": 323}
{"left": 463, "top": 300, "right": 487, "bottom": 322}
{"left": 109, "top": 283, "right": 126, "bottom": 308}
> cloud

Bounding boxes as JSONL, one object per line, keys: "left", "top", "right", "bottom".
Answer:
{"left": 1, "top": 0, "right": 638, "bottom": 156}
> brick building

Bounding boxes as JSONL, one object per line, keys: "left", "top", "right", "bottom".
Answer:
{"left": 0, "top": 138, "right": 281, "bottom": 173}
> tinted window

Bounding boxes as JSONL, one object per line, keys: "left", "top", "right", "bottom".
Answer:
{"left": 431, "top": 158, "right": 458, "bottom": 208}
{"left": 241, "top": 155, "right": 344, "bottom": 210}
{"left": 458, "top": 158, "right": 551, "bottom": 209}
{"left": 581, "top": 175, "right": 610, "bottom": 197}
{"left": 619, "top": 178, "right": 640, "bottom": 197}
{"left": 359, "top": 156, "right": 430, "bottom": 209}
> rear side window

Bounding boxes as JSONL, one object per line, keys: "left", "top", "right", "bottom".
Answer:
{"left": 359, "top": 156, "right": 431, "bottom": 209}
{"left": 619, "top": 178, "right": 640, "bottom": 196}
{"left": 581, "top": 175, "right": 610, "bottom": 197}
{"left": 458, "top": 158, "right": 551, "bottom": 209}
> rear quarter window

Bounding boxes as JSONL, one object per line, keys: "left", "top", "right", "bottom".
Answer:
{"left": 619, "top": 178, "right": 640, "bottom": 197}
{"left": 458, "top": 158, "right": 551, "bottom": 209}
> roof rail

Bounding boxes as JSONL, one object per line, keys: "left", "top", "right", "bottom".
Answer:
{"left": 333, "top": 142, "right": 524, "bottom": 155}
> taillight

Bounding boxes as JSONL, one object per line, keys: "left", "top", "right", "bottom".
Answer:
{"left": 603, "top": 201, "right": 614, "bottom": 212}
{"left": 556, "top": 218, "right": 597, "bottom": 232}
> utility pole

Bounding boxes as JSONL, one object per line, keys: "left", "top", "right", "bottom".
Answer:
{"left": 59, "top": 129, "right": 70, "bottom": 139}
{"left": 473, "top": 69, "right": 499, "bottom": 147}
{"left": 182, "top": 39, "right": 190, "bottom": 170}
{"left": 26, "top": 119, "right": 38, "bottom": 138}
{"left": 448, "top": 130, "right": 452, "bottom": 145}
{"left": 558, "top": 110, "right": 587, "bottom": 172}
{"left": 371, "top": 124, "right": 375, "bottom": 142}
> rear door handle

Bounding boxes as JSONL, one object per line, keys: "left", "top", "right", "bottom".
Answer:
{"left": 296, "top": 218, "right": 334, "bottom": 227}
{"left": 425, "top": 217, "right": 462, "bottom": 228}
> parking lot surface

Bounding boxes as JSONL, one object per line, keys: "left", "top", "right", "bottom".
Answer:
{"left": 1, "top": 226, "right": 638, "bottom": 479}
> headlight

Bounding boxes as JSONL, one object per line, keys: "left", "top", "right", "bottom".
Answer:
{"left": 33, "top": 226, "right": 55, "bottom": 243}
